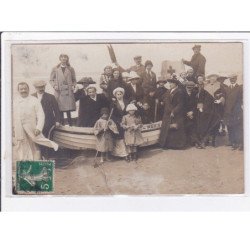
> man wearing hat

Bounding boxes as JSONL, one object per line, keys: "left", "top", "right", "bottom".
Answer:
{"left": 74, "top": 84, "right": 109, "bottom": 127}
{"left": 222, "top": 74, "right": 243, "bottom": 149}
{"left": 183, "top": 81, "right": 198, "bottom": 146}
{"left": 182, "top": 45, "right": 206, "bottom": 78}
{"left": 141, "top": 60, "right": 157, "bottom": 95}
{"left": 126, "top": 71, "right": 144, "bottom": 104}
{"left": 32, "top": 80, "right": 61, "bottom": 138}
{"left": 14, "top": 82, "right": 58, "bottom": 160}
{"left": 159, "top": 79, "right": 187, "bottom": 149}
{"left": 127, "top": 55, "right": 146, "bottom": 78}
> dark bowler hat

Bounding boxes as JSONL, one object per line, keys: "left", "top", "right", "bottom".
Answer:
{"left": 167, "top": 78, "right": 181, "bottom": 85}
{"left": 192, "top": 45, "right": 201, "bottom": 50}
{"left": 145, "top": 60, "right": 153, "bottom": 67}
{"left": 77, "top": 77, "right": 96, "bottom": 85}
{"left": 134, "top": 55, "right": 142, "bottom": 59}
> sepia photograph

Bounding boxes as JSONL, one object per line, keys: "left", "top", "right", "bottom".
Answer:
{"left": 8, "top": 40, "right": 244, "bottom": 195}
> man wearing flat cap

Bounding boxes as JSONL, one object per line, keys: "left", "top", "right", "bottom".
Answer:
{"left": 32, "top": 80, "right": 61, "bottom": 138}
{"left": 182, "top": 45, "right": 206, "bottom": 78}
{"left": 127, "top": 55, "right": 146, "bottom": 79}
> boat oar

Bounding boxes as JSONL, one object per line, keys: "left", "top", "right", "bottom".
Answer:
{"left": 93, "top": 107, "right": 114, "bottom": 168}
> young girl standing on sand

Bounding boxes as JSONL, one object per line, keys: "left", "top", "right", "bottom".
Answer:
{"left": 121, "top": 104, "right": 144, "bottom": 161}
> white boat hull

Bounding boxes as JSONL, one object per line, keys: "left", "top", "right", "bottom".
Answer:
{"left": 52, "top": 121, "right": 162, "bottom": 150}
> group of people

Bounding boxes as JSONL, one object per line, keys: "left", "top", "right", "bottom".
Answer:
{"left": 13, "top": 45, "right": 243, "bottom": 164}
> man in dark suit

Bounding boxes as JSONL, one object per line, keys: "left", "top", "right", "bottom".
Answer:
{"left": 32, "top": 80, "right": 61, "bottom": 159}
{"left": 126, "top": 72, "right": 144, "bottom": 104}
{"left": 74, "top": 85, "right": 109, "bottom": 127}
{"left": 182, "top": 45, "right": 206, "bottom": 77}
{"left": 183, "top": 81, "right": 198, "bottom": 146}
{"left": 32, "top": 80, "right": 61, "bottom": 138}
{"left": 141, "top": 60, "right": 157, "bottom": 95}
{"left": 222, "top": 74, "right": 243, "bottom": 149}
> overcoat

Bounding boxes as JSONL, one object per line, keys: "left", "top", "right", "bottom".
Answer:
{"left": 183, "top": 53, "right": 206, "bottom": 77}
{"left": 32, "top": 92, "right": 61, "bottom": 137}
{"left": 50, "top": 65, "right": 77, "bottom": 112}
{"left": 195, "top": 89, "right": 221, "bottom": 140}
{"left": 121, "top": 114, "right": 144, "bottom": 146}
{"left": 93, "top": 118, "right": 119, "bottom": 152}
{"left": 74, "top": 90, "right": 109, "bottom": 127}
{"left": 222, "top": 84, "right": 243, "bottom": 126}
{"left": 141, "top": 70, "right": 157, "bottom": 94}
{"left": 159, "top": 88, "right": 186, "bottom": 148}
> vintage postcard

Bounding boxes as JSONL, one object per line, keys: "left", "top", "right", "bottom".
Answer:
{"left": 1, "top": 33, "right": 246, "bottom": 203}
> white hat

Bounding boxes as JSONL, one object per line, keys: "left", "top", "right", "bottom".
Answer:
{"left": 86, "top": 84, "right": 97, "bottom": 92}
{"left": 113, "top": 87, "right": 125, "bottom": 96}
{"left": 126, "top": 103, "right": 138, "bottom": 112}
{"left": 122, "top": 72, "right": 130, "bottom": 78}
{"left": 129, "top": 71, "right": 140, "bottom": 80}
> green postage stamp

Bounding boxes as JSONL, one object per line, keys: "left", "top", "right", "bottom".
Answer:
{"left": 16, "top": 161, "right": 54, "bottom": 194}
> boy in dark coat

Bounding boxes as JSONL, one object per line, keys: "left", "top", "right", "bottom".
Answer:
{"left": 74, "top": 85, "right": 109, "bottom": 127}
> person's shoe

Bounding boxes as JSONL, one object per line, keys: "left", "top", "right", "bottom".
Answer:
{"left": 125, "top": 155, "right": 130, "bottom": 162}
{"left": 232, "top": 144, "right": 239, "bottom": 150}
{"left": 200, "top": 142, "right": 206, "bottom": 149}
{"left": 226, "top": 143, "right": 233, "bottom": 147}
{"left": 134, "top": 152, "right": 138, "bottom": 161}
{"left": 238, "top": 145, "right": 244, "bottom": 151}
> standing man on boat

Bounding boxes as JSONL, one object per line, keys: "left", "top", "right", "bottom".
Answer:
{"left": 182, "top": 45, "right": 206, "bottom": 78}
{"left": 127, "top": 55, "right": 146, "bottom": 79}
{"left": 13, "top": 82, "right": 59, "bottom": 161}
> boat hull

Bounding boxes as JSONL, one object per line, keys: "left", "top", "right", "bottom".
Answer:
{"left": 52, "top": 121, "right": 162, "bottom": 150}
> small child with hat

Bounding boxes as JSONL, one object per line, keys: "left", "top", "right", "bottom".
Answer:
{"left": 94, "top": 108, "right": 119, "bottom": 163}
{"left": 121, "top": 103, "right": 144, "bottom": 161}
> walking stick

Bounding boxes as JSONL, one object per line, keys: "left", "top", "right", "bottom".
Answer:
{"left": 93, "top": 107, "right": 114, "bottom": 168}
{"left": 154, "top": 99, "right": 159, "bottom": 122}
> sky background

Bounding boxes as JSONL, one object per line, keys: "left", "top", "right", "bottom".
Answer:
{"left": 12, "top": 42, "right": 243, "bottom": 96}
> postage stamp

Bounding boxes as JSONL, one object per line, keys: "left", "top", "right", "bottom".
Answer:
{"left": 16, "top": 161, "right": 54, "bottom": 194}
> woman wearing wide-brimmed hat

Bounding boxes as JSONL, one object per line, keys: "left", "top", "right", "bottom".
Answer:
{"left": 50, "top": 54, "right": 76, "bottom": 126}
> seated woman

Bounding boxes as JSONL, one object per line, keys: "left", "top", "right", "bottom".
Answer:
{"left": 74, "top": 85, "right": 109, "bottom": 127}
{"left": 111, "top": 87, "right": 130, "bottom": 161}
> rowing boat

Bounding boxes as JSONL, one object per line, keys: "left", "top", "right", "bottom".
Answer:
{"left": 52, "top": 121, "right": 162, "bottom": 150}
